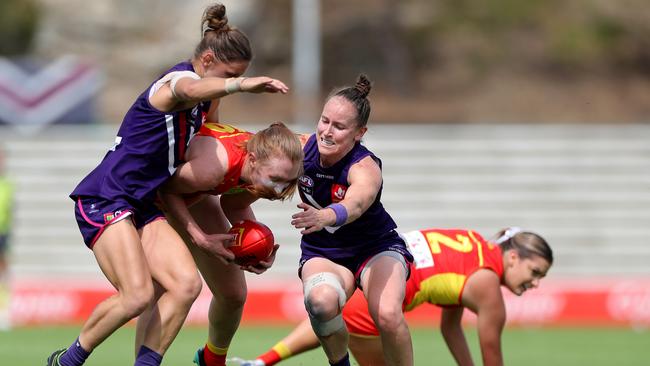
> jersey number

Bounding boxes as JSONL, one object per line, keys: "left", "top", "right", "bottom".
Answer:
{"left": 204, "top": 123, "right": 241, "bottom": 134}
{"left": 425, "top": 232, "right": 473, "bottom": 254}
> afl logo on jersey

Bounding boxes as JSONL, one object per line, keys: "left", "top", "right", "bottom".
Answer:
{"left": 299, "top": 175, "right": 314, "bottom": 195}
{"left": 331, "top": 184, "right": 347, "bottom": 202}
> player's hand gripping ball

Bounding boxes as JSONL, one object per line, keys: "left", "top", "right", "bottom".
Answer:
{"left": 227, "top": 220, "right": 275, "bottom": 266}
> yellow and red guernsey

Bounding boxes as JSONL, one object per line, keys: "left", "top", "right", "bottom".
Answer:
{"left": 402, "top": 228, "right": 504, "bottom": 310}
{"left": 196, "top": 122, "right": 252, "bottom": 195}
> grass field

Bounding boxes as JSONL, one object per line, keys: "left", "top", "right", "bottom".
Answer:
{"left": 1, "top": 325, "right": 648, "bottom": 365}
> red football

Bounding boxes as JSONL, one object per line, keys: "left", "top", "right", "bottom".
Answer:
{"left": 227, "top": 220, "right": 275, "bottom": 266}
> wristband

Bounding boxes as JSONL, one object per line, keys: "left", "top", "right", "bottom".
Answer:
{"left": 224, "top": 77, "right": 245, "bottom": 94}
{"left": 328, "top": 203, "right": 348, "bottom": 227}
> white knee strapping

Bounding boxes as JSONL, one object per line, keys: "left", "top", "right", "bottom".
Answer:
{"left": 308, "top": 312, "right": 344, "bottom": 337}
{"left": 303, "top": 272, "right": 347, "bottom": 309}
{"left": 303, "top": 272, "right": 347, "bottom": 336}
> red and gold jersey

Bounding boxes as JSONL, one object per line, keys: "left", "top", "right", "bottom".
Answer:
{"left": 402, "top": 228, "right": 503, "bottom": 310}
{"left": 344, "top": 228, "right": 504, "bottom": 337}
{"left": 196, "top": 122, "right": 252, "bottom": 195}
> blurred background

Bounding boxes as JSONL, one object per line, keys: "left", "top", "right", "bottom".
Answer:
{"left": 0, "top": 0, "right": 649, "bottom": 364}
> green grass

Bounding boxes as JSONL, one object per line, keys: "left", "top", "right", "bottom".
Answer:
{"left": 1, "top": 325, "right": 648, "bottom": 365}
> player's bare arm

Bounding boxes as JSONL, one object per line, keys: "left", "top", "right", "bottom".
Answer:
{"left": 440, "top": 307, "right": 475, "bottom": 366}
{"left": 462, "top": 269, "right": 506, "bottom": 366}
{"left": 341, "top": 155, "right": 382, "bottom": 221}
{"left": 220, "top": 190, "right": 258, "bottom": 225}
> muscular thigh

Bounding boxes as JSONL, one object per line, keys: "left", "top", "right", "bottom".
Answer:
{"left": 139, "top": 219, "right": 198, "bottom": 288}
{"left": 359, "top": 254, "right": 407, "bottom": 316}
{"left": 92, "top": 219, "right": 150, "bottom": 291}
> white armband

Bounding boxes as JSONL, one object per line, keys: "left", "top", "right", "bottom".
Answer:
{"left": 149, "top": 70, "right": 201, "bottom": 100}
{"left": 169, "top": 71, "right": 201, "bottom": 99}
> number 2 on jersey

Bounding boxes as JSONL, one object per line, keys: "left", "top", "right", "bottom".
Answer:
{"left": 425, "top": 232, "right": 473, "bottom": 254}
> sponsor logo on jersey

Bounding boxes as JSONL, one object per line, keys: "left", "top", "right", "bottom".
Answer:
{"left": 316, "top": 173, "right": 334, "bottom": 180}
{"left": 331, "top": 184, "right": 347, "bottom": 202}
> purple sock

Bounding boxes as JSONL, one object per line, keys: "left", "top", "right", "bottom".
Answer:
{"left": 134, "top": 345, "right": 163, "bottom": 366}
{"left": 329, "top": 352, "right": 350, "bottom": 366}
{"left": 59, "top": 338, "right": 91, "bottom": 366}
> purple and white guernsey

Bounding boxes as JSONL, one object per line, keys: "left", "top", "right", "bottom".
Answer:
{"left": 298, "top": 134, "right": 399, "bottom": 260}
{"left": 71, "top": 61, "right": 209, "bottom": 207}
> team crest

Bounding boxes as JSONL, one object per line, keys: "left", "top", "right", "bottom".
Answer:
{"left": 103, "top": 212, "right": 115, "bottom": 222}
{"left": 331, "top": 184, "right": 347, "bottom": 202}
{"left": 103, "top": 210, "right": 122, "bottom": 223}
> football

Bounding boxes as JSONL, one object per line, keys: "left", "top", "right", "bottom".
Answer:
{"left": 227, "top": 220, "right": 275, "bottom": 266}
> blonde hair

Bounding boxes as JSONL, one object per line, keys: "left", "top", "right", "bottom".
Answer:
{"left": 245, "top": 122, "right": 304, "bottom": 200}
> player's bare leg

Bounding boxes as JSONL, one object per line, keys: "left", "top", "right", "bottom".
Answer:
{"left": 80, "top": 220, "right": 155, "bottom": 350}
{"left": 48, "top": 220, "right": 155, "bottom": 366}
{"left": 349, "top": 335, "right": 386, "bottom": 366}
{"left": 360, "top": 254, "right": 413, "bottom": 366}
{"left": 181, "top": 195, "right": 246, "bottom": 366}
{"left": 301, "top": 258, "right": 355, "bottom": 365}
{"left": 134, "top": 219, "right": 202, "bottom": 357}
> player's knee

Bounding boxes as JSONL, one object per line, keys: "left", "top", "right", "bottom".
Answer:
{"left": 304, "top": 286, "right": 340, "bottom": 321}
{"left": 214, "top": 286, "right": 247, "bottom": 310}
{"left": 303, "top": 272, "right": 347, "bottom": 320}
{"left": 172, "top": 270, "right": 202, "bottom": 305}
{"left": 373, "top": 303, "right": 404, "bottom": 334}
{"left": 305, "top": 289, "right": 345, "bottom": 337}
{"left": 121, "top": 282, "right": 155, "bottom": 318}
{"left": 303, "top": 272, "right": 347, "bottom": 336}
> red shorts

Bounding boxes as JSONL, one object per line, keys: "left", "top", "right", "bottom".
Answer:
{"left": 343, "top": 289, "right": 380, "bottom": 337}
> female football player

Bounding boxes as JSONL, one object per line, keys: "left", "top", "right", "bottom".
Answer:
{"left": 290, "top": 74, "right": 414, "bottom": 366}
{"left": 47, "top": 3, "right": 290, "bottom": 366}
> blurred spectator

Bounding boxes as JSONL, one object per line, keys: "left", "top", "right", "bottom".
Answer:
{"left": 0, "top": 147, "right": 14, "bottom": 330}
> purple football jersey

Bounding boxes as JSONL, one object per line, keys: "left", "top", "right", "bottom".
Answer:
{"left": 71, "top": 61, "right": 210, "bottom": 207}
{"left": 298, "top": 134, "right": 398, "bottom": 259}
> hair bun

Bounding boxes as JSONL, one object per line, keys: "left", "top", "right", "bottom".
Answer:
{"left": 202, "top": 3, "right": 229, "bottom": 35}
{"left": 354, "top": 74, "right": 372, "bottom": 98}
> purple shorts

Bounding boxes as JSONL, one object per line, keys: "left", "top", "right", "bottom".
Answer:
{"left": 299, "top": 229, "right": 413, "bottom": 287}
{"left": 74, "top": 196, "right": 165, "bottom": 249}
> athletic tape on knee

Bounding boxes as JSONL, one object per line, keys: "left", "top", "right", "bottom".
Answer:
{"left": 309, "top": 313, "right": 345, "bottom": 337}
{"left": 303, "top": 272, "right": 347, "bottom": 336}
{"left": 303, "top": 272, "right": 347, "bottom": 309}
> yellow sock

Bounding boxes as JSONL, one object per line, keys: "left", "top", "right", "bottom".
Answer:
{"left": 206, "top": 340, "right": 228, "bottom": 355}
{"left": 272, "top": 341, "right": 292, "bottom": 359}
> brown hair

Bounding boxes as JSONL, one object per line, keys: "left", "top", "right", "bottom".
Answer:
{"left": 245, "top": 122, "right": 304, "bottom": 201}
{"left": 328, "top": 74, "right": 372, "bottom": 128}
{"left": 194, "top": 3, "right": 253, "bottom": 64}
{"left": 496, "top": 229, "right": 554, "bottom": 265}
